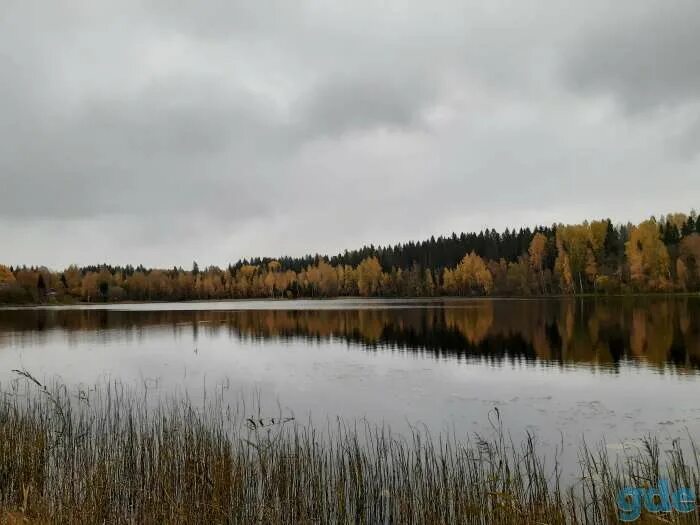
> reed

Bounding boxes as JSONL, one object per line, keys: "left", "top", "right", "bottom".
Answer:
{"left": 0, "top": 374, "right": 698, "bottom": 524}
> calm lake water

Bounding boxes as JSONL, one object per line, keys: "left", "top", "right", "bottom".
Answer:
{"left": 1, "top": 297, "right": 699, "bottom": 468}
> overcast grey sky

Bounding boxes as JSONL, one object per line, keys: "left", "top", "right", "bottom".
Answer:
{"left": 2, "top": 1, "right": 699, "bottom": 269}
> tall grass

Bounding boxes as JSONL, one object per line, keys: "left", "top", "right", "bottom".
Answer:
{"left": 0, "top": 374, "right": 698, "bottom": 524}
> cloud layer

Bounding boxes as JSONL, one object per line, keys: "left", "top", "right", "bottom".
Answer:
{"left": 2, "top": 0, "right": 699, "bottom": 268}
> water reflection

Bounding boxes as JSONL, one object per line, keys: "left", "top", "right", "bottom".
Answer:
{"left": 2, "top": 298, "right": 699, "bottom": 372}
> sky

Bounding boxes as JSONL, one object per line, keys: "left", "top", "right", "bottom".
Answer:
{"left": 1, "top": 1, "right": 699, "bottom": 269}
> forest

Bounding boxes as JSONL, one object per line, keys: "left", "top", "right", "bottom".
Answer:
{"left": 1, "top": 212, "right": 699, "bottom": 303}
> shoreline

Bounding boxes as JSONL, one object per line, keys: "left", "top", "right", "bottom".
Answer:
{"left": 1, "top": 292, "right": 699, "bottom": 309}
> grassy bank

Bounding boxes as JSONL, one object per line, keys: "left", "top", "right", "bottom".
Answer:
{"left": 0, "top": 376, "right": 698, "bottom": 524}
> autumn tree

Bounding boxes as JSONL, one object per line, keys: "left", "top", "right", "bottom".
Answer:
{"left": 487, "top": 258, "right": 509, "bottom": 294}
{"left": 528, "top": 233, "right": 547, "bottom": 294}
{"left": 679, "top": 233, "right": 700, "bottom": 289}
{"left": 264, "top": 261, "right": 281, "bottom": 297}
{"left": 0, "top": 265, "right": 15, "bottom": 286}
{"left": 554, "top": 237, "right": 574, "bottom": 294}
{"left": 677, "top": 258, "right": 689, "bottom": 291}
{"left": 447, "top": 252, "right": 493, "bottom": 295}
{"left": 423, "top": 269, "right": 436, "bottom": 296}
{"left": 81, "top": 272, "right": 99, "bottom": 302}
{"left": 317, "top": 260, "right": 339, "bottom": 296}
{"left": 337, "top": 265, "right": 357, "bottom": 296}
{"left": 63, "top": 266, "right": 83, "bottom": 297}
{"left": 235, "top": 265, "right": 258, "bottom": 298}
{"left": 506, "top": 256, "right": 532, "bottom": 295}
{"left": 0, "top": 266, "right": 28, "bottom": 303}
{"left": 357, "top": 257, "right": 382, "bottom": 296}
{"left": 625, "top": 219, "right": 671, "bottom": 291}
{"left": 555, "top": 226, "right": 586, "bottom": 293}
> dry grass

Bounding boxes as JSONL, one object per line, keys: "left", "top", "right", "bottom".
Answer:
{"left": 0, "top": 374, "right": 698, "bottom": 524}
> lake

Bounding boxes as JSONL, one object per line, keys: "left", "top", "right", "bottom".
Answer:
{"left": 1, "top": 297, "right": 699, "bottom": 471}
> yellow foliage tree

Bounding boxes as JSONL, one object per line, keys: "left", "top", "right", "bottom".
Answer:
{"left": 554, "top": 238, "right": 574, "bottom": 293}
{"left": 588, "top": 220, "right": 608, "bottom": 260}
{"left": 0, "top": 265, "right": 15, "bottom": 285}
{"left": 317, "top": 260, "right": 339, "bottom": 296}
{"left": 528, "top": 233, "right": 547, "bottom": 293}
{"left": 625, "top": 219, "right": 671, "bottom": 291}
{"left": 357, "top": 257, "right": 382, "bottom": 296}
{"left": 679, "top": 234, "right": 700, "bottom": 286}
{"left": 676, "top": 258, "right": 688, "bottom": 291}
{"left": 452, "top": 252, "right": 493, "bottom": 295}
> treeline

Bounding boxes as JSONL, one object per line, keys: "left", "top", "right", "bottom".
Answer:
{"left": 1, "top": 212, "right": 700, "bottom": 303}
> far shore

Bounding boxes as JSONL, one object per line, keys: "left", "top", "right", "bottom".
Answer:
{"left": 2, "top": 292, "right": 699, "bottom": 309}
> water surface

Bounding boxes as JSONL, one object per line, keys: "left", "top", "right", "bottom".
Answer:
{"left": 1, "top": 297, "right": 699, "bottom": 468}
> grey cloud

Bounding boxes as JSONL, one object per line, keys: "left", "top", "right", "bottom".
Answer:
{"left": 564, "top": 1, "right": 700, "bottom": 112}
{"left": 1, "top": 1, "right": 700, "bottom": 268}
{"left": 671, "top": 113, "right": 700, "bottom": 161}
{"left": 146, "top": 0, "right": 301, "bottom": 39}
{"left": 298, "top": 74, "right": 436, "bottom": 138}
{"left": 0, "top": 74, "right": 286, "bottom": 220}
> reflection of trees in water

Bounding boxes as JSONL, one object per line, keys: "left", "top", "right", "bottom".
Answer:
{"left": 678, "top": 300, "right": 700, "bottom": 368}
{"left": 630, "top": 309, "right": 648, "bottom": 358}
{"left": 1, "top": 299, "right": 699, "bottom": 371}
{"left": 629, "top": 302, "right": 675, "bottom": 366}
{"left": 443, "top": 301, "right": 494, "bottom": 344}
